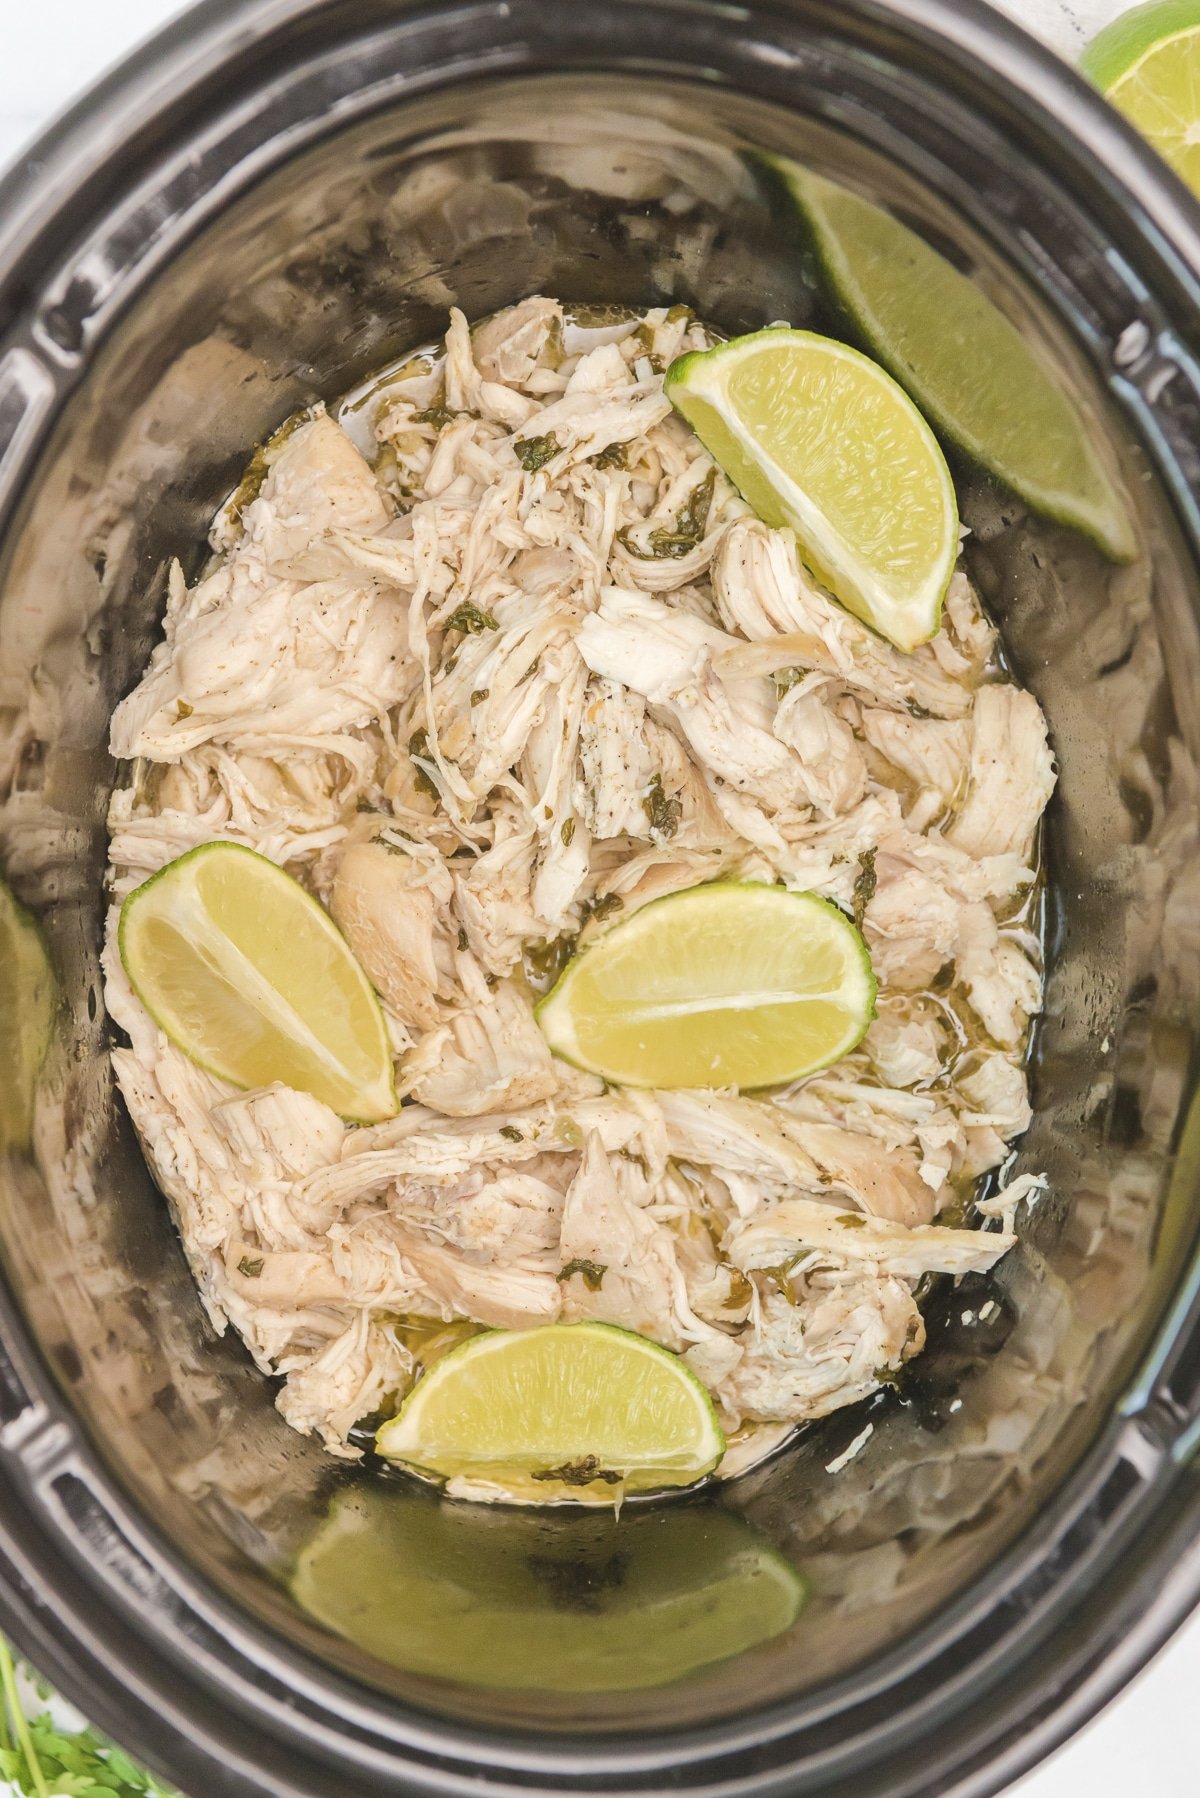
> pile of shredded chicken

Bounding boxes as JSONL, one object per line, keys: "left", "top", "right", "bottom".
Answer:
{"left": 103, "top": 298, "right": 1055, "bottom": 1471}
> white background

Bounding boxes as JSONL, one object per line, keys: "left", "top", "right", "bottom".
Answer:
{"left": 1, "top": 1, "right": 1198, "bottom": 1794}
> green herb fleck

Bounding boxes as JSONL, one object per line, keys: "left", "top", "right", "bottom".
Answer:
{"left": 457, "top": 927, "right": 469, "bottom": 952}
{"left": 414, "top": 404, "right": 457, "bottom": 428}
{"left": 238, "top": 1255, "right": 265, "bottom": 1278}
{"left": 556, "top": 1258, "right": 607, "bottom": 1291}
{"left": 174, "top": 699, "right": 194, "bottom": 721}
{"left": 642, "top": 773, "right": 682, "bottom": 839}
{"left": 499, "top": 1125, "right": 524, "bottom": 1142}
{"left": 585, "top": 891, "right": 624, "bottom": 923}
{"left": 407, "top": 729, "right": 439, "bottom": 801}
{"left": 524, "top": 934, "right": 576, "bottom": 993}
{"left": 759, "top": 1253, "right": 806, "bottom": 1304}
{"left": 726, "top": 1269, "right": 755, "bottom": 1311}
{"left": 773, "top": 666, "right": 807, "bottom": 698}
{"left": 446, "top": 601, "right": 498, "bottom": 634}
{"left": 836, "top": 1213, "right": 867, "bottom": 1229}
{"left": 593, "top": 441, "right": 628, "bottom": 470}
{"left": 470, "top": 688, "right": 490, "bottom": 707}
{"left": 643, "top": 466, "right": 716, "bottom": 558}
{"left": 532, "top": 1456, "right": 622, "bottom": 1486}
{"left": 853, "top": 848, "right": 877, "bottom": 928}
{"left": 514, "top": 432, "right": 561, "bottom": 472}
{"left": 560, "top": 816, "right": 576, "bottom": 847}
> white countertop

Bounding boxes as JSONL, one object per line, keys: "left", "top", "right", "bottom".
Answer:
{"left": 2, "top": 2, "right": 1198, "bottom": 1794}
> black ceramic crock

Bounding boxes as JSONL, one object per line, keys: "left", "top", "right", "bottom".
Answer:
{"left": 2, "top": 1, "right": 1200, "bottom": 1793}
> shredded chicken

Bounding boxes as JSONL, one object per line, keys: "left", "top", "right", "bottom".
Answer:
{"left": 104, "top": 298, "right": 1053, "bottom": 1464}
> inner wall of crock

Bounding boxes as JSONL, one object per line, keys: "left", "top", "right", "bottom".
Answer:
{"left": 1, "top": 68, "right": 1197, "bottom": 1730}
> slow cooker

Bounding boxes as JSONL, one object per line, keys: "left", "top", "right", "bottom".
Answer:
{"left": 1, "top": 1, "right": 1200, "bottom": 1792}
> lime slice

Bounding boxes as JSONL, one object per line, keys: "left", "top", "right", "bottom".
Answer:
{"left": 375, "top": 1321, "right": 725, "bottom": 1499}
{"left": 292, "top": 1487, "right": 806, "bottom": 1691}
{"left": 0, "top": 880, "right": 55, "bottom": 1153}
{"left": 536, "top": 881, "right": 875, "bottom": 1091}
{"left": 1083, "top": 1, "right": 1200, "bottom": 193}
{"left": 772, "top": 162, "right": 1135, "bottom": 562}
{"left": 118, "top": 842, "right": 396, "bottom": 1122}
{"left": 665, "top": 327, "right": 957, "bottom": 650}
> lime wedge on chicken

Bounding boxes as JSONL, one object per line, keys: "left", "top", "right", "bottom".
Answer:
{"left": 537, "top": 881, "right": 875, "bottom": 1091}
{"left": 665, "top": 327, "right": 957, "bottom": 650}
{"left": 375, "top": 1321, "right": 725, "bottom": 1501}
{"left": 119, "top": 842, "right": 396, "bottom": 1122}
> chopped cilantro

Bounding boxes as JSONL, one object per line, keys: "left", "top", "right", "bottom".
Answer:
{"left": 759, "top": 1253, "right": 806, "bottom": 1305}
{"left": 560, "top": 816, "right": 576, "bottom": 847}
{"left": 853, "top": 848, "right": 877, "bottom": 928}
{"left": 773, "top": 666, "right": 807, "bottom": 698}
{"left": 593, "top": 441, "right": 628, "bottom": 470}
{"left": 532, "top": 1456, "right": 622, "bottom": 1486}
{"left": 523, "top": 934, "right": 576, "bottom": 992}
{"left": 514, "top": 432, "right": 561, "bottom": 472}
{"left": 470, "top": 688, "right": 490, "bottom": 707}
{"left": 0, "top": 1635, "right": 177, "bottom": 1796}
{"left": 556, "top": 1258, "right": 607, "bottom": 1291}
{"left": 237, "top": 1255, "right": 265, "bottom": 1278}
{"left": 642, "top": 773, "right": 682, "bottom": 839}
{"left": 445, "top": 601, "right": 498, "bottom": 634}
{"left": 644, "top": 466, "right": 716, "bottom": 558}
{"left": 585, "top": 892, "right": 624, "bottom": 923}
{"left": 498, "top": 1125, "right": 524, "bottom": 1142}
{"left": 407, "top": 729, "right": 439, "bottom": 801}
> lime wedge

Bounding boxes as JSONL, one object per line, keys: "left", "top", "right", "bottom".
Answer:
{"left": 0, "top": 880, "right": 55, "bottom": 1153}
{"left": 665, "top": 326, "right": 957, "bottom": 650}
{"left": 118, "top": 842, "right": 396, "bottom": 1122}
{"left": 536, "top": 881, "right": 875, "bottom": 1091}
{"left": 293, "top": 1487, "right": 806, "bottom": 1691}
{"left": 1083, "top": 1, "right": 1200, "bottom": 193}
{"left": 772, "top": 162, "right": 1135, "bottom": 562}
{"left": 375, "top": 1322, "right": 725, "bottom": 1500}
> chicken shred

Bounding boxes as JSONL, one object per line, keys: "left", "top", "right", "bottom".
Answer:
{"left": 104, "top": 298, "right": 1053, "bottom": 1464}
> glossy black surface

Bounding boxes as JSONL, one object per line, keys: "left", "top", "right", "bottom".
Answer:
{"left": 0, "top": 2, "right": 1199, "bottom": 1794}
